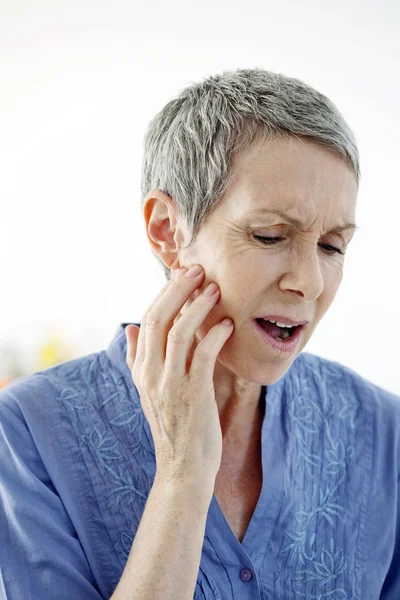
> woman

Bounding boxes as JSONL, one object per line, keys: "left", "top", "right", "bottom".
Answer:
{"left": 0, "top": 68, "right": 399, "bottom": 600}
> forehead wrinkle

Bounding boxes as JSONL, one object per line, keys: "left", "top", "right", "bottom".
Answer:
{"left": 249, "top": 208, "right": 358, "bottom": 235}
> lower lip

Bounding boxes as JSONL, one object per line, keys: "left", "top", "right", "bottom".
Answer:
{"left": 253, "top": 319, "right": 303, "bottom": 354}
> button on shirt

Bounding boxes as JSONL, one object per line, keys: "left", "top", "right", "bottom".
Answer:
{"left": 0, "top": 323, "right": 399, "bottom": 599}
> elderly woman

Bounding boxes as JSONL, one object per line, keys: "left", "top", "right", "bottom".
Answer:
{"left": 0, "top": 68, "right": 399, "bottom": 600}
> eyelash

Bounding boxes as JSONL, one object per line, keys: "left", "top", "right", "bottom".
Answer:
{"left": 254, "top": 236, "right": 345, "bottom": 256}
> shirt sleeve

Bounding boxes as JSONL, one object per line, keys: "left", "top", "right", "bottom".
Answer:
{"left": 0, "top": 388, "right": 104, "bottom": 600}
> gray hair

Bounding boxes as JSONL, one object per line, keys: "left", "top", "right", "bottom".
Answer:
{"left": 140, "top": 67, "right": 360, "bottom": 282}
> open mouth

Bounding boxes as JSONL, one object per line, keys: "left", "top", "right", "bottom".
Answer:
{"left": 255, "top": 318, "right": 301, "bottom": 342}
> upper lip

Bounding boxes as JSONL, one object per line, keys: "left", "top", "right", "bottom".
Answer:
{"left": 255, "top": 315, "right": 310, "bottom": 326}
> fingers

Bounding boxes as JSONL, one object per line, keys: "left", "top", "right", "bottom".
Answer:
{"left": 164, "top": 280, "right": 223, "bottom": 380}
{"left": 143, "top": 266, "right": 207, "bottom": 375}
{"left": 190, "top": 317, "right": 233, "bottom": 384}
{"left": 127, "top": 264, "right": 233, "bottom": 387}
{"left": 125, "top": 324, "right": 139, "bottom": 371}
{"left": 131, "top": 274, "right": 182, "bottom": 373}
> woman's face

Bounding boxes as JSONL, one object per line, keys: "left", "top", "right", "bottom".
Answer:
{"left": 146, "top": 135, "right": 358, "bottom": 387}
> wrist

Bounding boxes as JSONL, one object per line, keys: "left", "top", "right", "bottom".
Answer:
{"left": 153, "top": 473, "right": 215, "bottom": 507}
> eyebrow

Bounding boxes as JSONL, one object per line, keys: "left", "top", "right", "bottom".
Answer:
{"left": 249, "top": 208, "right": 359, "bottom": 234}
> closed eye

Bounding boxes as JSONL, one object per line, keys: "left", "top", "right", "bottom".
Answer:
{"left": 253, "top": 236, "right": 345, "bottom": 256}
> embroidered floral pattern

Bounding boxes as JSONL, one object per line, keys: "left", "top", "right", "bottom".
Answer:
{"left": 55, "top": 344, "right": 365, "bottom": 600}
{"left": 277, "top": 357, "right": 363, "bottom": 599}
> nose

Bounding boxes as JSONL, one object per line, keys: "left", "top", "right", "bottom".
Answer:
{"left": 280, "top": 246, "right": 326, "bottom": 300}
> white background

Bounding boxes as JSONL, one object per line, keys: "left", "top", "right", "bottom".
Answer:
{"left": 1, "top": 0, "right": 399, "bottom": 395}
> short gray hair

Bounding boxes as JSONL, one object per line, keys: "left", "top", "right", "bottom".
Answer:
{"left": 140, "top": 67, "right": 360, "bottom": 282}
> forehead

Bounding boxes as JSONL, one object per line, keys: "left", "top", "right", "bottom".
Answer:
{"left": 228, "top": 136, "right": 358, "bottom": 221}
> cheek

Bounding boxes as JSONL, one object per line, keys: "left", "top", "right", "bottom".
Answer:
{"left": 317, "top": 280, "right": 342, "bottom": 317}
{"left": 324, "top": 266, "right": 344, "bottom": 294}
{"left": 249, "top": 259, "right": 288, "bottom": 287}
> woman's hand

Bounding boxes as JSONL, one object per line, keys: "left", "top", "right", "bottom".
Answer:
{"left": 125, "top": 264, "right": 234, "bottom": 487}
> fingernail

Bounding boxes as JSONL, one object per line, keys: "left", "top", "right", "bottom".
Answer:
{"left": 185, "top": 264, "right": 203, "bottom": 278}
{"left": 222, "top": 318, "right": 233, "bottom": 327}
{"left": 203, "top": 282, "right": 219, "bottom": 296}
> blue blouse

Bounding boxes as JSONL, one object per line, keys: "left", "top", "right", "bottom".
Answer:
{"left": 0, "top": 322, "right": 399, "bottom": 600}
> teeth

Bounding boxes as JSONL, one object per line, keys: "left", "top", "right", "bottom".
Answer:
{"left": 263, "top": 318, "right": 294, "bottom": 329}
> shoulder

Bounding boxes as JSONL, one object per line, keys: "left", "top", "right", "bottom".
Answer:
{"left": 0, "top": 351, "right": 110, "bottom": 449}
{"left": 0, "top": 349, "right": 113, "bottom": 504}
{"left": 299, "top": 351, "right": 400, "bottom": 410}
{"left": 0, "top": 366, "right": 108, "bottom": 599}
{"left": 0, "top": 350, "right": 104, "bottom": 413}
{"left": 298, "top": 352, "right": 400, "bottom": 458}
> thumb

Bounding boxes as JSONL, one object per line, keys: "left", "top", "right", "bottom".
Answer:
{"left": 125, "top": 324, "right": 139, "bottom": 371}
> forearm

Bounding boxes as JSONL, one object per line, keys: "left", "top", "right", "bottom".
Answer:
{"left": 110, "top": 476, "right": 214, "bottom": 600}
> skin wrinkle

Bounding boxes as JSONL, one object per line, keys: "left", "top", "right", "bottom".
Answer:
{"left": 249, "top": 208, "right": 357, "bottom": 235}
{"left": 143, "top": 136, "right": 358, "bottom": 450}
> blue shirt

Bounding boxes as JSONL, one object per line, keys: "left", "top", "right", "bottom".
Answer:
{"left": 0, "top": 322, "right": 399, "bottom": 600}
